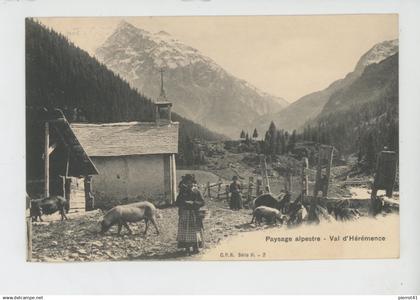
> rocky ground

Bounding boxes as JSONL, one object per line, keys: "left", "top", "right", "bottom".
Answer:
{"left": 31, "top": 197, "right": 274, "bottom": 262}
{"left": 31, "top": 157, "right": 398, "bottom": 262}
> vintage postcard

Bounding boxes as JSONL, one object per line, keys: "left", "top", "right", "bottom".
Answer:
{"left": 25, "top": 15, "right": 399, "bottom": 262}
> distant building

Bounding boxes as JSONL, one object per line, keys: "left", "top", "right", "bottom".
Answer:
{"left": 71, "top": 102, "right": 179, "bottom": 207}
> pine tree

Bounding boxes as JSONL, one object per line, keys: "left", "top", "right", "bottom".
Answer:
{"left": 275, "top": 130, "right": 282, "bottom": 155}
{"left": 25, "top": 19, "right": 225, "bottom": 178}
{"left": 240, "top": 130, "right": 245, "bottom": 139}
{"left": 252, "top": 128, "right": 258, "bottom": 140}
{"left": 268, "top": 121, "right": 277, "bottom": 155}
{"left": 288, "top": 130, "right": 297, "bottom": 152}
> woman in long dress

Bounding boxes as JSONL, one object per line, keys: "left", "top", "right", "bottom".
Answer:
{"left": 229, "top": 176, "right": 243, "bottom": 210}
{"left": 175, "top": 174, "right": 205, "bottom": 254}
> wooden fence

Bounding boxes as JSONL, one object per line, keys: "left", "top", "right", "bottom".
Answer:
{"left": 202, "top": 177, "right": 260, "bottom": 205}
{"left": 201, "top": 151, "right": 335, "bottom": 207}
{"left": 203, "top": 176, "right": 278, "bottom": 207}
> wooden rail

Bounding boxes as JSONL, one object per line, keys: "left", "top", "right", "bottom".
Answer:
{"left": 204, "top": 176, "right": 260, "bottom": 206}
{"left": 344, "top": 180, "right": 373, "bottom": 186}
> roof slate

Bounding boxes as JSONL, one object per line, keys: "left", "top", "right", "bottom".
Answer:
{"left": 71, "top": 122, "right": 179, "bottom": 157}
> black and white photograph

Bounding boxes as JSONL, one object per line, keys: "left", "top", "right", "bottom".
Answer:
{"left": 24, "top": 15, "right": 401, "bottom": 262}
{"left": 3, "top": 0, "right": 420, "bottom": 296}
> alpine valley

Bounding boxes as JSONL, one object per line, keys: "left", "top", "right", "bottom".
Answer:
{"left": 95, "top": 21, "right": 289, "bottom": 138}
{"left": 249, "top": 39, "right": 398, "bottom": 135}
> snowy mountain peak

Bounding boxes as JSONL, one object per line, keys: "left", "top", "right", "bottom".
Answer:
{"left": 95, "top": 21, "right": 288, "bottom": 137}
{"left": 117, "top": 20, "right": 134, "bottom": 29}
{"left": 101, "top": 21, "right": 219, "bottom": 70}
{"left": 355, "top": 39, "right": 398, "bottom": 73}
{"left": 157, "top": 30, "right": 171, "bottom": 36}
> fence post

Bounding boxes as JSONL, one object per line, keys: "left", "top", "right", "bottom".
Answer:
{"left": 247, "top": 176, "right": 254, "bottom": 203}
{"left": 256, "top": 179, "right": 262, "bottom": 196}
{"left": 225, "top": 184, "right": 230, "bottom": 204}
{"left": 313, "top": 145, "right": 334, "bottom": 198}
{"left": 207, "top": 181, "right": 211, "bottom": 198}
{"left": 260, "top": 155, "right": 271, "bottom": 193}
{"left": 217, "top": 178, "right": 222, "bottom": 200}
{"left": 323, "top": 146, "right": 334, "bottom": 197}
{"left": 288, "top": 172, "right": 293, "bottom": 193}
{"left": 301, "top": 157, "right": 309, "bottom": 197}
{"left": 314, "top": 148, "right": 323, "bottom": 197}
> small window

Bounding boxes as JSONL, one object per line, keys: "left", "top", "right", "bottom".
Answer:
{"left": 158, "top": 106, "right": 170, "bottom": 120}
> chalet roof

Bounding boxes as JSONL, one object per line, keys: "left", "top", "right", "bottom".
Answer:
{"left": 70, "top": 122, "right": 179, "bottom": 157}
{"left": 48, "top": 114, "right": 99, "bottom": 176}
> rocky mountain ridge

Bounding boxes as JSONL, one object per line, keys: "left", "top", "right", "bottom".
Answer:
{"left": 95, "top": 21, "right": 288, "bottom": 137}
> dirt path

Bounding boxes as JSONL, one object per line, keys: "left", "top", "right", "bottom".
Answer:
{"left": 197, "top": 213, "right": 400, "bottom": 260}
{"left": 31, "top": 186, "right": 399, "bottom": 262}
{"left": 31, "top": 198, "right": 264, "bottom": 262}
{"left": 31, "top": 163, "right": 398, "bottom": 262}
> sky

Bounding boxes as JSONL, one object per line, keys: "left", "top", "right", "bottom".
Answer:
{"left": 38, "top": 15, "right": 398, "bottom": 103}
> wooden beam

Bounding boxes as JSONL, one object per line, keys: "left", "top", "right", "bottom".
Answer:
{"left": 264, "top": 158, "right": 271, "bottom": 193}
{"left": 26, "top": 217, "right": 32, "bottom": 261}
{"left": 314, "top": 149, "right": 323, "bottom": 197}
{"left": 382, "top": 196, "right": 399, "bottom": 206}
{"left": 65, "top": 149, "right": 70, "bottom": 177}
{"left": 26, "top": 195, "right": 32, "bottom": 261}
{"left": 60, "top": 175, "right": 66, "bottom": 198}
{"left": 256, "top": 179, "right": 262, "bottom": 196}
{"left": 170, "top": 154, "right": 177, "bottom": 205}
{"left": 48, "top": 118, "right": 66, "bottom": 124}
{"left": 207, "top": 182, "right": 211, "bottom": 198}
{"left": 50, "top": 123, "right": 69, "bottom": 148}
{"left": 260, "top": 155, "right": 271, "bottom": 193}
{"left": 344, "top": 180, "right": 372, "bottom": 186}
{"left": 247, "top": 177, "right": 254, "bottom": 203}
{"left": 48, "top": 143, "right": 57, "bottom": 156}
{"left": 323, "top": 146, "right": 334, "bottom": 197}
{"left": 301, "top": 157, "right": 309, "bottom": 196}
{"left": 44, "top": 121, "right": 49, "bottom": 198}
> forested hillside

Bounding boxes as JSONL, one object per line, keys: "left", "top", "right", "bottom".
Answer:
{"left": 26, "top": 18, "right": 224, "bottom": 178}
{"left": 304, "top": 53, "right": 398, "bottom": 169}
{"left": 257, "top": 53, "right": 398, "bottom": 172}
{"left": 249, "top": 39, "right": 398, "bottom": 135}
